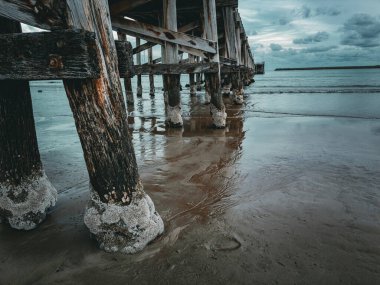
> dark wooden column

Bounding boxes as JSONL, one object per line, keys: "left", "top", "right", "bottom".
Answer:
{"left": 0, "top": 17, "right": 57, "bottom": 230}
{"left": 136, "top": 37, "right": 143, "bottom": 97}
{"left": 117, "top": 32, "right": 134, "bottom": 105}
{"left": 196, "top": 60, "right": 202, "bottom": 92}
{"left": 148, "top": 47, "right": 155, "bottom": 96}
{"left": 203, "top": 0, "right": 226, "bottom": 128}
{"left": 234, "top": 10, "right": 244, "bottom": 104}
{"left": 163, "top": 0, "right": 182, "bottom": 127}
{"left": 189, "top": 54, "right": 196, "bottom": 96}
{"left": 62, "top": 0, "right": 163, "bottom": 253}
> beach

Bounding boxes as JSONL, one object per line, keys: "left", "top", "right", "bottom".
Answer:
{"left": 1, "top": 69, "right": 380, "bottom": 284}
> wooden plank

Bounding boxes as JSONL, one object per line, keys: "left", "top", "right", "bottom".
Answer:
{"left": 112, "top": 17, "right": 217, "bottom": 56}
{"left": 132, "top": 20, "right": 200, "bottom": 55}
{"left": 134, "top": 63, "right": 219, "bottom": 75}
{"left": 0, "top": 29, "right": 100, "bottom": 80}
{"left": 220, "top": 56, "right": 237, "bottom": 66}
{"left": 0, "top": 0, "right": 65, "bottom": 30}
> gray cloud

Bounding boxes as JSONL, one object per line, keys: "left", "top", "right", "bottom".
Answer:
{"left": 293, "top": 31, "right": 329, "bottom": 44}
{"left": 300, "top": 45, "right": 338, "bottom": 53}
{"left": 315, "top": 7, "right": 341, "bottom": 17}
{"left": 341, "top": 14, "right": 380, "bottom": 47}
{"left": 270, "top": 43, "right": 283, "bottom": 51}
{"left": 293, "top": 5, "right": 311, "bottom": 19}
{"left": 278, "top": 17, "right": 291, "bottom": 25}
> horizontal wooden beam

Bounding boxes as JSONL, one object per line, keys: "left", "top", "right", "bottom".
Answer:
{"left": 134, "top": 63, "right": 219, "bottom": 75}
{"left": 220, "top": 56, "right": 237, "bottom": 66}
{"left": 0, "top": 29, "right": 100, "bottom": 80}
{"left": 0, "top": 0, "right": 65, "bottom": 30}
{"left": 0, "top": 29, "right": 137, "bottom": 80}
{"left": 132, "top": 20, "right": 200, "bottom": 55}
{"left": 112, "top": 18, "right": 217, "bottom": 58}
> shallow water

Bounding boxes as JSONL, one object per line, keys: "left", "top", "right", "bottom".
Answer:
{"left": 1, "top": 69, "right": 380, "bottom": 284}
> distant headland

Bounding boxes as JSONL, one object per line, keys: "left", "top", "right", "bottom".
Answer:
{"left": 275, "top": 65, "right": 380, "bottom": 71}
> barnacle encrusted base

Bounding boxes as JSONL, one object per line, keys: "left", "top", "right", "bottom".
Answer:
{"left": 233, "top": 91, "right": 244, "bottom": 105}
{"left": 222, "top": 84, "right": 232, "bottom": 96}
{"left": 210, "top": 104, "right": 227, "bottom": 128}
{"left": 0, "top": 171, "right": 57, "bottom": 230}
{"left": 166, "top": 105, "right": 183, "bottom": 127}
{"left": 84, "top": 183, "right": 164, "bottom": 254}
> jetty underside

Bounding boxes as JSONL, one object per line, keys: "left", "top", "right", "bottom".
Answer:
{"left": 0, "top": 0, "right": 255, "bottom": 253}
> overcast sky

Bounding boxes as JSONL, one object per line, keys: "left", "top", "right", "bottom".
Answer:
{"left": 239, "top": 0, "right": 380, "bottom": 70}
{"left": 22, "top": 0, "right": 380, "bottom": 71}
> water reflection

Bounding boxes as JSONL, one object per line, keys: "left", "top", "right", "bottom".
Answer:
{"left": 126, "top": 87, "right": 247, "bottom": 241}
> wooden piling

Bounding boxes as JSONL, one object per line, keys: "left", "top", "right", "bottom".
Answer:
{"left": 189, "top": 54, "right": 196, "bottom": 96}
{"left": 117, "top": 32, "right": 134, "bottom": 105}
{"left": 0, "top": 17, "right": 57, "bottom": 230}
{"left": 163, "top": 0, "right": 182, "bottom": 127}
{"left": 202, "top": 0, "right": 226, "bottom": 128}
{"left": 61, "top": 0, "right": 163, "bottom": 253}
{"left": 136, "top": 37, "right": 143, "bottom": 97}
{"left": 148, "top": 47, "right": 155, "bottom": 96}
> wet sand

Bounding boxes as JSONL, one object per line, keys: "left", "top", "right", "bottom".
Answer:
{"left": 1, "top": 81, "right": 380, "bottom": 284}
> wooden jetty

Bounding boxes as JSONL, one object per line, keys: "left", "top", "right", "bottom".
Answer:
{"left": 0, "top": 0, "right": 255, "bottom": 253}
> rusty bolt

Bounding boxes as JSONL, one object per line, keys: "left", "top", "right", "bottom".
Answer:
{"left": 56, "top": 40, "right": 64, "bottom": 48}
{"left": 48, "top": 54, "right": 63, "bottom": 70}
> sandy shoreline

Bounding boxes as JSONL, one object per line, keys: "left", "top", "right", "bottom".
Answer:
{"left": 1, "top": 87, "right": 380, "bottom": 284}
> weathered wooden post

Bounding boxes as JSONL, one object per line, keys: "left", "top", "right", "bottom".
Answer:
{"left": 0, "top": 17, "right": 57, "bottom": 230}
{"left": 117, "top": 32, "right": 134, "bottom": 105}
{"left": 202, "top": 0, "right": 227, "bottom": 128}
{"left": 196, "top": 57, "right": 202, "bottom": 91}
{"left": 163, "top": 0, "right": 182, "bottom": 127}
{"left": 136, "top": 37, "right": 143, "bottom": 97}
{"left": 234, "top": 11, "right": 244, "bottom": 104}
{"left": 189, "top": 54, "right": 196, "bottom": 96}
{"left": 61, "top": 0, "right": 163, "bottom": 253}
{"left": 148, "top": 47, "right": 155, "bottom": 96}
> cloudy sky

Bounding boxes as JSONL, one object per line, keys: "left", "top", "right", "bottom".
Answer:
{"left": 239, "top": 0, "right": 380, "bottom": 70}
